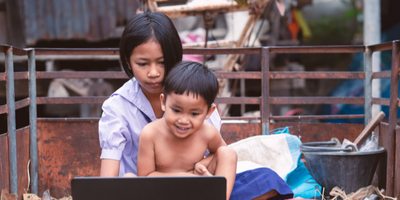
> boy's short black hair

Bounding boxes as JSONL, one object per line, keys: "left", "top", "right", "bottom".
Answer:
{"left": 164, "top": 61, "right": 219, "bottom": 108}
{"left": 119, "top": 12, "right": 182, "bottom": 81}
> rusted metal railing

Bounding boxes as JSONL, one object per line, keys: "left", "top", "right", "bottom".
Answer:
{"left": 1, "top": 41, "right": 399, "bottom": 196}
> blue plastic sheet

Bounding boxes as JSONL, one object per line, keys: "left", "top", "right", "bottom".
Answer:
{"left": 271, "top": 127, "right": 322, "bottom": 198}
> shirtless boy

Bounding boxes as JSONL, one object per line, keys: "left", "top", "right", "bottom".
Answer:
{"left": 137, "top": 61, "right": 237, "bottom": 200}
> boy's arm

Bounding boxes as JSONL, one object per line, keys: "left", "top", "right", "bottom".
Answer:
{"left": 137, "top": 128, "right": 156, "bottom": 176}
{"left": 197, "top": 125, "right": 227, "bottom": 167}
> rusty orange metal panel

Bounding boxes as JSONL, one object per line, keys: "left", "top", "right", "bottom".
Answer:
{"left": 16, "top": 127, "right": 30, "bottom": 200}
{"left": 0, "top": 133, "right": 10, "bottom": 192}
{"left": 270, "top": 122, "right": 365, "bottom": 143}
{"left": 221, "top": 123, "right": 261, "bottom": 144}
{"left": 37, "top": 118, "right": 101, "bottom": 198}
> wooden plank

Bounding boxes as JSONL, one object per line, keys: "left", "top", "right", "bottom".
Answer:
{"left": 156, "top": 2, "right": 248, "bottom": 19}
{"left": 0, "top": 133, "right": 10, "bottom": 193}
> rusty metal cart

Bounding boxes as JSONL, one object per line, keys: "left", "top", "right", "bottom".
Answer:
{"left": 1, "top": 41, "right": 399, "bottom": 199}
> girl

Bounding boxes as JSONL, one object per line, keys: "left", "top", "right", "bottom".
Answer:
{"left": 98, "top": 11, "right": 292, "bottom": 200}
{"left": 99, "top": 11, "right": 222, "bottom": 177}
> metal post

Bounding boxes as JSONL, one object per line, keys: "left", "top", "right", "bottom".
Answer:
{"left": 5, "top": 46, "right": 18, "bottom": 194}
{"left": 240, "top": 78, "right": 245, "bottom": 115}
{"left": 364, "top": 47, "right": 372, "bottom": 125}
{"left": 261, "top": 47, "right": 270, "bottom": 134}
{"left": 28, "top": 49, "right": 38, "bottom": 194}
{"left": 387, "top": 41, "right": 399, "bottom": 197}
{"left": 364, "top": 0, "right": 381, "bottom": 116}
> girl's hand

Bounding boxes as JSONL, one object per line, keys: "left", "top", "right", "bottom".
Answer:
{"left": 194, "top": 163, "right": 212, "bottom": 176}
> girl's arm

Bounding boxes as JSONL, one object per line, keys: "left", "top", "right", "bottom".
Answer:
{"left": 100, "top": 159, "right": 120, "bottom": 177}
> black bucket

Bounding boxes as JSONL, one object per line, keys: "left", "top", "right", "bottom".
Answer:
{"left": 299, "top": 138, "right": 385, "bottom": 196}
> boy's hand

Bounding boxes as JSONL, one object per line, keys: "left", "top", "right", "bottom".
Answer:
{"left": 194, "top": 163, "right": 212, "bottom": 176}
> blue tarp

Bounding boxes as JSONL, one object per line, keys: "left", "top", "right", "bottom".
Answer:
{"left": 323, "top": 22, "right": 400, "bottom": 123}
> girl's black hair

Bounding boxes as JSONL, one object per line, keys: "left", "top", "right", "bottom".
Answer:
{"left": 164, "top": 61, "right": 219, "bottom": 109}
{"left": 119, "top": 12, "right": 183, "bottom": 81}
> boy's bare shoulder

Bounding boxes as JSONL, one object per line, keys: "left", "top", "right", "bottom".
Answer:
{"left": 200, "top": 122, "right": 220, "bottom": 138}
{"left": 141, "top": 119, "right": 164, "bottom": 138}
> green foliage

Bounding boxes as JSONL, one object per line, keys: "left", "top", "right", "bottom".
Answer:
{"left": 299, "top": 0, "right": 363, "bottom": 71}
{"left": 304, "top": 0, "right": 362, "bottom": 45}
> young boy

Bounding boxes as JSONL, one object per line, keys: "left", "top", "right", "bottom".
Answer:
{"left": 137, "top": 61, "right": 237, "bottom": 200}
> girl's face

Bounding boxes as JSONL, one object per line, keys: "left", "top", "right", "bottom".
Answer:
{"left": 129, "top": 38, "right": 165, "bottom": 95}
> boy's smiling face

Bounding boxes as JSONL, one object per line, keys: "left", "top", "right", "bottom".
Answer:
{"left": 160, "top": 92, "right": 215, "bottom": 139}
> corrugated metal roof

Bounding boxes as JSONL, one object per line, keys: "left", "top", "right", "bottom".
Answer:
{"left": 22, "top": 0, "right": 139, "bottom": 45}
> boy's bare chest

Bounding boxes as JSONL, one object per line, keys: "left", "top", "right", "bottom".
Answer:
{"left": 154, "top": 140, "right": 207, "bottom": 172}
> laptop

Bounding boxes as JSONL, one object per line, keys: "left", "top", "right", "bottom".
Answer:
{"left": 71, "top": 176, "right": 226, "bottom": 200}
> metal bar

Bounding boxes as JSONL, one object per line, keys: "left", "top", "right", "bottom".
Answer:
{"left": 368, "top": 41, "right": 394, "bottom": 52}
{"left": 214, "top": 72, "right": 261, "bottom": 79}
{"left": 35, "top": 47, "right": 259, "bottom": 55}
{"left": 269, "top": 46, "right": 365, "bottom": 54}
{"left": 0, "top": 104, "right": 7, "bottom": 114}
{"left": 37, "top": 97, "right": 108, "bottom": 104}
{"left": 270, "top": 114, "right": 365, "bottom": 120}
{"left": 0, "top": 45, "right": 27, "bottom": 56}
{"left": 28, "top": 71, "right": 367, "bottom": 80}
{"left": 240, "top": 78, "right": 245, "bottom": 115}
{"left": 184, "top": 45, "right": 365, "bottom": 55}
{"left": 221, "top": 117, "right": 260, "bottom": 121}
{"left": 36, "top": 71, "right": 128, "bottom": 79}
{"left": 387, "top": 41, "right": 400, "bottom": 197}
{"left": 5, "top": 46, "right": 18, "bottom": 194}
{"left": 270, "top": 72, "right": 365, "bottom": 79}
{"left": 10, "top": 47, "right": 27, "bottom": 56}
{"left": 14, "top": 72, "right": 28, "bottom": 80}
{"left": 28, "top": 50, "right": 38, "bottom": 195}
{"left": 261, "top": 47, "right": 270, "bottom": 135}
{"left": 270, "top": 97, "right": 364, "bottom": 105}
{"left": 396, "top": 126, "right": 400, "bottom": 195}
{"left": 0, "top": 45, "right": 370, "bottom": 56}
{"left": 372, "top": 98, "right": 391, "bottom": 106}
{"left": 365, "top": 47, "right": 373, "bottom": 125}
{"left": 183, "top": 47, "right": 261, "bottom": 55}
{"left": 214, "top": 97, "right": 260, "bottom": 104}
{"left": 14, "top": 98, "right": 30, "bottom": 110}
{"left": 33, "top": 48, "right": 119, "bottom": 56}
{"left": 36, "top": 118, "right": 100, "bottom": 122}
{"left": 372, "top": 71, "right": 392, "bottom": 79}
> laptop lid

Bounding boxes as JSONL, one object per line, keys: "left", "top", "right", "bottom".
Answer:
{"left": 71, "top": 176, "right": 226, "bottom": 200}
